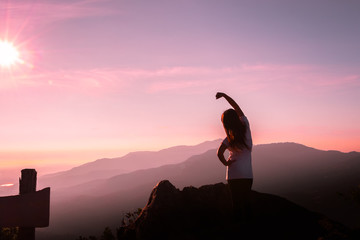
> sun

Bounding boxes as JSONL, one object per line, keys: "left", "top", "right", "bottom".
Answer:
{"left": 0, "top": 40, "right": 20, "bottom": 67}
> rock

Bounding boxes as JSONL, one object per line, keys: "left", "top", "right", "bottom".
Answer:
{"left": 118, "top": 180, "right": 355, "bottom": 240}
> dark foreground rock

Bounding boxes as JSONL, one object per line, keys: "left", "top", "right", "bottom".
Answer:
{"left": 118, "top": 180, "right": 357, "bottom": 240}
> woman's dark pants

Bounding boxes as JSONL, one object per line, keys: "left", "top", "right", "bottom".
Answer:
{"left": 227, "top": 178, "right": 253, "bottom": 221}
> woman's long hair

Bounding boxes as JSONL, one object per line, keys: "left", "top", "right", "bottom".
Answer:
{"left": 221, "top": 108, "right": 250, "bottom": 150}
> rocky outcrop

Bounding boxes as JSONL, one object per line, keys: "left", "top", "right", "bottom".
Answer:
{"left": 118, "top": 180, "right": 355, "bottom": 240}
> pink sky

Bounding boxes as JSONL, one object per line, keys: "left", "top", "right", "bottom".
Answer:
{"left": 1, "top": 0, "right": 359, "bottom": 170}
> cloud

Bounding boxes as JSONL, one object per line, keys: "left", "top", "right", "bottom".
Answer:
{"left": 34, "top": 0, "right": 118, "bottom": 21}
{"left": 0, "top": 0, "right": 118, "bottom": 34}
{"left": 1, "top": 64, "right": 359, "bottom": 97}
{"left": 311, "top": 74, "right": 360, "bottom": 88}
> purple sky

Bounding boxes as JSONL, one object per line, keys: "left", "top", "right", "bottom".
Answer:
{"left": 1, "top": 0, "right": 359, "bottom": 170}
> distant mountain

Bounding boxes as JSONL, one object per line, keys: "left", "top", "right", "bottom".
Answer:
{"left": 252, "top": 143, "right": 360, "bottom": 228}
{"left": 37, "top": 142, "right": 360, "bottom": 239}
{"left": 38, "top": 139, "right": 222, "bottom": 190}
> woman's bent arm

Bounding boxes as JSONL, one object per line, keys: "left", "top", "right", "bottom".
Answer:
{"left": 217, "top": 143, "right": 234, "bottom": 166}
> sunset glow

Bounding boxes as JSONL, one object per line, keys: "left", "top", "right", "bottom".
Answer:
{"left": 0, "top": 40, "right": 20, "bottom": 67}
{"left": 0, "top": 0, "right": 359, "bottom": 172}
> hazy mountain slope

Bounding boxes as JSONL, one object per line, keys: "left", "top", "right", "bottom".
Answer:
{"left": 252, "top": 143, "right": 360, "bottom": 228}
{"left": 253, "top": 143, "right": 360, "bottom": 192}
{"left": 38, "top": 139, "right": 222, "bottom": 190}
{"left": 51, "top": 149, "right": 223, "bottom": 200}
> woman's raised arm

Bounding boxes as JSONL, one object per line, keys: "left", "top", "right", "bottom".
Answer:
{"left": 216, "top": 92, "right": 244, "bottom": 117}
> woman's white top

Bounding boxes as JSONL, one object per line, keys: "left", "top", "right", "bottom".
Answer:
{"left": 222, "top": 115, "right": 253, "bottom": 180}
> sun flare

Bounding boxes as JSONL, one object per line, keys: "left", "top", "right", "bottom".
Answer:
{"left": 0, "top": 40, "right": 20, "bottom": 67}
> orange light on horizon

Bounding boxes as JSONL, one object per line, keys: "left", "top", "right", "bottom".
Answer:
{"left": 1, "top": 183, "right": 15, "bottom": 187}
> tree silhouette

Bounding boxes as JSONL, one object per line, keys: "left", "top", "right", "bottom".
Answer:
{"left": 100, "top": 227, "right": 115, "bottom": 240}
{"left": 0, "top": 228, "right": 18, "bottom": 240}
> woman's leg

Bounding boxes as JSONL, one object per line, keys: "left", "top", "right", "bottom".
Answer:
{"left": 227, "top": 178, "right": 253, "bottom": 221}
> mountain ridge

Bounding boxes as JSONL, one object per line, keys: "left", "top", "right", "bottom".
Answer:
{"left": 45, "top": 142, "right": 359, "bottom": 197}
{"left": 36, "top": 141, "right": 360, "bottom": 239}
{"left": 39, "top": 139, "right": 222, "bottom": 190}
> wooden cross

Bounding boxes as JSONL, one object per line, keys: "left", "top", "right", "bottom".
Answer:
{"left": 0, "top": 169, "right": 50, "bottom": 240}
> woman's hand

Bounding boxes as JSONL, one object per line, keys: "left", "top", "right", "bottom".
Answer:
{"left": 224, "top": 159, "right": 236, "bottom": 166}
{"left": 216, "top": 92, "right": 226, "bottom": 99}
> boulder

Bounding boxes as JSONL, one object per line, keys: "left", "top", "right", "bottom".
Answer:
{"left": 118, "top": 180, "right": 355, "bottom": 240}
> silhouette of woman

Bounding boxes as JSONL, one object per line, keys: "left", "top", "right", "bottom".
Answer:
{"left": 216, "top": 92, "right": 253, "bottom": 221}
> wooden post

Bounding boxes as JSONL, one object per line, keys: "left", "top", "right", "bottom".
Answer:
{"left": 18, "top": 169, "right": 37, "bottom": 240}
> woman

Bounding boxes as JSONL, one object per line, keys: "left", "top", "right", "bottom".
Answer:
{"left": 216, "top": 92, "right": 253, "bottom": 221}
